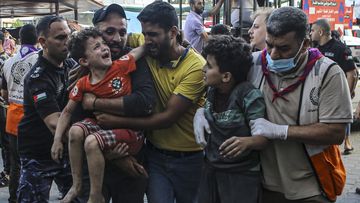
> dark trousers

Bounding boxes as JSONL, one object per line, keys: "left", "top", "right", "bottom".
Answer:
{"left": 8, "top": 135, "right": 19, "bottom": 203}
{"left": 103, "top": 148, "right": 147, "bottom": 203}
{"left": 0, "top": 107, "right": 10, "bottom": 174}
{"left": 17, "top": 156, "right": 87, "bottom": 203}
{"left": 198, "top": 162, "right": 262, "bottom": 203}
{"left": 262, "top": 188, "right": 332, "bottom": 203}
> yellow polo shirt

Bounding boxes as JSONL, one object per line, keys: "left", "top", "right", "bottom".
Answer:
{"left": 146, "top": 48, "right": 206, "bottom": 151}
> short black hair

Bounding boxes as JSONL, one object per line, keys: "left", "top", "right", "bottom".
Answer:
{"left": 203, "top": 35, "right": 253, "bottom": 83}
{"left": 313, "top": 19, "right": 331, "bottom": 36}
{"left": 267, "top": 7, "right": 308, "bottom": 43}
{"left": 20, "top": 24, "right": 37, "bottom": 45}
{"left": 36, "top": 15, "right": 66, "bottom": 37}
{"left": 0, "top": 31, "right": 4, "bottom": 45}
{"left": 210, "top": 24, "right": 231, "bottom": 35}
{"left": 137, "top": 1, "right": 178, "bottom": 31}
{"left": 68, "top": 27, "right": 103, "bottom": 62}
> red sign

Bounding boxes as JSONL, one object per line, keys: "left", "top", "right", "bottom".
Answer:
{"left": 303, "top": 0, "right": 346, "bottom": 30}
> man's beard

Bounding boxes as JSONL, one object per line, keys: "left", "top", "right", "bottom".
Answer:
{"left": 145, "top": 36, "right": 171, "bottom": 62}
{"left": 108, "top": 43, "right": 126, "bottom": 60}
{"left": 195, "top": 7, "right": 204, "bottom": 15}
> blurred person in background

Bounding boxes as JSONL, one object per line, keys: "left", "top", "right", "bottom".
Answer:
{"left": 1, "top": 24, "right": 39, "bottom": 203}
{"left": 248, "top": 7, "right": 273, "bottom": 51}
{"left": 310, "top": 19, "right": 358, "bottom": 155}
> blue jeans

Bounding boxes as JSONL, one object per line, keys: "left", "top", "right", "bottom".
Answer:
{"left": 145, "top": 145, "right": 204, "bottom": 203}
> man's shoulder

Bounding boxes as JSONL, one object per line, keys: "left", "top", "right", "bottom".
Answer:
{"left": 184, "top": 48, "right": 206, "bottom": 64}
{"left": 64, "top": 58, "right": 79, "bottom": 70}
{"left": 26, "top": 61, "right": 47, "bottom": 83}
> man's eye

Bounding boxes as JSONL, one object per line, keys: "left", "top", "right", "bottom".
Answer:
{"left": 105, "top": 29, "right": 115, "bottom": 35}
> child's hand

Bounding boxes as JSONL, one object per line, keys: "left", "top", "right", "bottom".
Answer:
{"left": 219, "top": 136, "right": 253, "bottom": 159}
{"left": 51, "top": 140, "right": 64, "bottom": 163}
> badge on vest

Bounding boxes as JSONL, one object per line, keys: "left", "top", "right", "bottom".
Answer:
{"left": 324, "top": 52, "right": 334, "bottom": 57}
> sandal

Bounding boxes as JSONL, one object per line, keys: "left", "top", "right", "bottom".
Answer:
{"left": 343, "top": 147, "right": 354, "bottom": 155}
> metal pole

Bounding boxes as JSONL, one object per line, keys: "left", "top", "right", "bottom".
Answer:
{"left": 180, "top": 0, "right": 183, "bottom": 29}
{"left": 74, "top": 9, "right": 78, "bottom": 21}
{"left": 55, "top": 0, "right": 59, "bottom": 16}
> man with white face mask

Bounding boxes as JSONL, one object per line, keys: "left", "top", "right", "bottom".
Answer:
{"left": 194, "top": 7, "right": 352, "bottom": 202}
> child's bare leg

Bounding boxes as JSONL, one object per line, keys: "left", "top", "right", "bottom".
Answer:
{"left": 61, "top": 126, "right": 85, "bottom": 203}
{"left": 84, "top": 134, "right": 105, "bottom": 203}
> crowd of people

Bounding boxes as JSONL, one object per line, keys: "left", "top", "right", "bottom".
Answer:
{"left": 0, "top": 1, "right": 359, "bottom": 203}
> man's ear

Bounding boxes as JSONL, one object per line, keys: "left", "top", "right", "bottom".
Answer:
{"left": 38, "top": 36, "right": 46, "bottom": 49}
{"left": 170, "top": 26, "right": 179, "bottom": 40}
{"left": 301, "top": 38, "right": 311, "bottom": 52}
{"left": 79, "top": 57, "right": 88, "bottom": 67}
{"left": 222, "top": 72, "right": 232, "bottom": 83}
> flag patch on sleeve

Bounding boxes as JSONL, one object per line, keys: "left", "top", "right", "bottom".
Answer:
{"left": 33, "top": 92, "right": 47, "bottom": 102}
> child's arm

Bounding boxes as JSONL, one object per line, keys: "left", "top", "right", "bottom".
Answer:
{"left": 218, "top": 136, "right": 268, "bottom": 159}
{"left": 128, "top": 45, "right": 145, "bottom": 61}
{"left": 51, "top": 100, "right": 78, "bottom": 163}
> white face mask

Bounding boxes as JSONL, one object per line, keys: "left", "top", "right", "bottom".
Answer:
{"left": 266, "top": 40, "right": 305, "bottom": 73}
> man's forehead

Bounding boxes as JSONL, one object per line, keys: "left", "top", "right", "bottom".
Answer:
{"left": 266, "top": 32, "right": 297, "bottom": 44}
{"left": 99, "top": 13, "right": 127, "bottom": 27}
{"left": 49, "top": 21, "right": 70, "bottom": 34}
{"left": 141, "top": 22, "right": 165, "bottom": 31}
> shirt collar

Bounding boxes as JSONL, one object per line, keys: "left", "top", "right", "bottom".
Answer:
{"left": 159, "top": 47, "right": 190, "bottom": 69}
{"left": 190, "top": 11, "right": 203, "bottom": 20}
{"left": 38, "top": 50, "right": 65, "bottom": 73}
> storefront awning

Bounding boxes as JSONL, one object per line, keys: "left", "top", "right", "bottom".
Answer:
{"left": 0, "top": 0, "right": 104, "bottom": 18}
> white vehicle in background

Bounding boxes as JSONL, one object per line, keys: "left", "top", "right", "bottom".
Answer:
{"left": 344, "top": 25, "right": 360, "bottom": 67}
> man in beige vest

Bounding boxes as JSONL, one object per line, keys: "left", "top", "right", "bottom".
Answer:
{"left": 194, "top": 7, "right": 352, "bottom": 202}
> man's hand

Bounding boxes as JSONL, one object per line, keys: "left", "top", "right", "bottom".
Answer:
{"left": 51, "top": 140, "right": 64, "bottom": 163}
{"left": 193, "top": 108, "right": 211, "bottom": 147}
{"left": 94, "top": 112, "right": 120, "bottom": 129}
{"left": 355, "top": 102, "right": 360, "bottom": 119}
{"left": 219, "top": 136, "right": 253, "bottom": 159}
{"left": 250, "top": 118, "right": 288, "bottom": 140}
{"left": 104, "top": 143, "right": 129, "bottom": 160}
{"left": 82, "top": 93, "right": 97, "bottom": 111}
{"left": 114, "top": 156, "right": 149, "bottom": 178}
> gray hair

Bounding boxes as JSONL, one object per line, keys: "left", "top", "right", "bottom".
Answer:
{"left": 266, "top": 7, "right": 309, "bottom": 42}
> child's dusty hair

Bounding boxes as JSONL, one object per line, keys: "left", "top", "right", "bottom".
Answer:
{"left": 68, "top": 27, "right": 103, "bottom": 62}
{"left": 203, "top": 35, "right": 253, "bottom": 84}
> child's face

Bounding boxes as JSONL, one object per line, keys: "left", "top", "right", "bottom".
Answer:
{"left": 203, "top": 54, "right": 224, "bottom": 87}
{"left": 83, "top": 36, "right": 112, "bottom": 70}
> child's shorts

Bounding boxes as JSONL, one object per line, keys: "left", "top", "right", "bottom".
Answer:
{"left": 72, "top": 118, "right": 144, "bottom": 155}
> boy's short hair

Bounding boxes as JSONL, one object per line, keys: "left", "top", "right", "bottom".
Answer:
{"left": 203, "top": 35, "right": 253, "bottom": 83}
{"left": 68, "top": 27, "right": 103, "bottom": 62}
{"left": 137, "top": 1, "right": 178, "bottom": 31}
{"left": 210, "top": 24, "right": 231, "bottom": 35}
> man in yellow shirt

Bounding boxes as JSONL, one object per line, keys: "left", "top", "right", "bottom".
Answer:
{"left": 94, "top": 2, "right": 206, "bottom": 203}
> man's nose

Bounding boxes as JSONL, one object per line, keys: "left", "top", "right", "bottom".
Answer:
{"left": 112, "top": 31, "right": 122, "bottom": 42}
{"left": 269, "top": 49, "right": 281, "bottom": 60}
